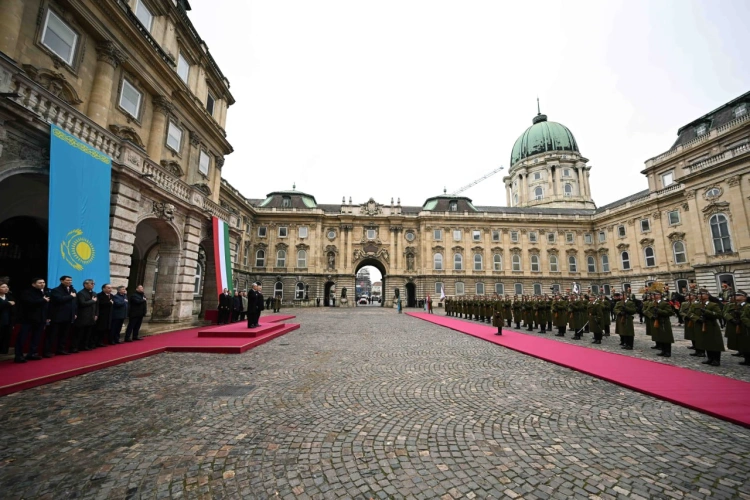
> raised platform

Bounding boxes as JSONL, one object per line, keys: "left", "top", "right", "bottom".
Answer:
{"left": 198, "top": 315, "right": 297, "bottom": 338}
{"left": 407, "top": 312, "right": 750, "bottom": 429}
{"left": 0, "top": 314, "right": 299, "bottom": 397}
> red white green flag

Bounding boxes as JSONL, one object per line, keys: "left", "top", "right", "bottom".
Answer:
{"left": 212, "top": 216, "right": 233, "bottom": 293}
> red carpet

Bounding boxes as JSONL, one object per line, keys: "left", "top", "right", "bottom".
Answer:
{"left": 407, "top": 312, "right": 750, "bottom": 428}
{"left": 0, "top": 315, "right": 298, "bottom": 397}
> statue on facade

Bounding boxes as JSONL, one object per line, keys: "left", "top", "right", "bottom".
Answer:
{"left": 327, "top": 252, "right": 335, "bottom": 269}
{"left": 406, "top": 253, "right": 414, "bottom": 271}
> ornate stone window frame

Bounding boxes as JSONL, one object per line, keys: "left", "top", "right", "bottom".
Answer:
{"left": 35, "top": 3, "right": 86, "bottom": 75}
{"left": 116, "top": 72, "right": 146, "bottom": 124}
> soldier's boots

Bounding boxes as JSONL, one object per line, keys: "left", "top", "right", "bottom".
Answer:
{"left": 515, "top": 322, "right": 520, "bottom": 329}
{"left": 739, "top": 354, "right": 750, "bottom": 366}
{"left": 555, "top": 328, "right": 565, "bottom": 337}
{"left": 657, "top": 344, "right": 672, "bottom": 357}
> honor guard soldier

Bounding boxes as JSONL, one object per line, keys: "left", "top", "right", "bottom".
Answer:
{"left": 736, "top": 290, "right": 750, "bottom": 366}
{"left": 512, "top": 296, "right": 522, "bottom": 329}
{"left": 652, "top": 290, "right": 675, "bottom": 357}
{"left": 587, "top": 295, "right": 604, "bottom": 344}
{"left": 697, "top": 289, "right": 725, "bottom": 366}
{"left": 614, "top": 291, "right": 637, "bottom": 349}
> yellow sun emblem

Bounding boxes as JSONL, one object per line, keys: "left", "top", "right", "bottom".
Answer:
{"left": 61, "top": 229, "right": 96, "bottom": 271}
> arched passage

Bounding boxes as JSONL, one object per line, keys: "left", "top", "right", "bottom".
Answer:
{"left": 355, "top": 258, "right": 387, "bottom": 307}
{"left": 128, "top": 218, "right": 182, "bottom": 322}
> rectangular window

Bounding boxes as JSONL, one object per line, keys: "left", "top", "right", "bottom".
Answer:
{"left": 476, "top": 283, "right": 485, "bottom": 295}
{"left": 640, "top": 219, "right": 650, "bottom": 233}
{"left": 453, "top": 230, "right": 462, "bottom": 241}
{"left": 566, "top": 232, "right": 574, "bottom": 243}
{"left": 533, "top": 283, "right": 542, "bottom": 295}
{"left": 258, "top": 226, "right": 267, "bottom": 237}
{"left": 601, "top": 254, "right": 610, "bottom": 272}
{"left": 278, "top": 227, "right": 288, "bottom": 237}
{"left": 297, "top": 251, "right": 307, "bottom": 268}
{"left": 434, "top": 229, "right": 442, "bottom": 240}
{"left": 435, "top": 282, "right": 443, "bottom": 294}
{"left": 551, "top": 284, "right": 561, "bottom": 293}
{"left": 135, "top": 0, "right": 154, "bottom": 31}
{"left": 603, "top": 284, "right": 611, "bottom": 296}
{"left": 495, "top": 283, "right": 504, "bottom": 295}
{"left": 177, "top": 53, "right": 190, "bottom": 83}
{"left": 367, "top": 229, "right": 377, "bottom": 240}
{"left": 598, "top": 231, "right": 606, "bottom": 243}
{"left": 591, "top": 285, "right": 600, "bottom": 295}
{"left": 492, "top": 230, "right": 501, "bottom": 242}
{"left": 529, "top": 232, "right": 537, "bottom": 243}
{"left": 668, "top": 210, "right": 680, "bottom": 225}
{"left": 119, "top": 79, "right": 142, "bottom": 119}
{"left": 298, "top": 227, "right": 308, "bottom": 238}
{"left": 198, "top": 150, "right": 210, "bottom": 175}
{"left": 42, "top": 10, "right": 78, "bottom": 65}
{"left": 510, "top": 231, "right": 519, "bottom": 243}
{"left": 661, "top": 171, "right": 674, "bottom": 187}
{"left": 166, "top": 121, "right": 182, "bottom": 152}
{"left": 243, "top": 246, "right": 248, "bottom": 266}
{"left": 617, "top": 225, "right": 626, "bottom": 238}
{"left": 584, "top": 233, "right": 593, "bottom": 244}
{"left": 514, "top": 283, "right": 523, "bottom": 295}
{"left": 455, "top": 282, "right": 465, "bottom": 295}
{"left": 563, "top": 169, "right": 571, "bottom": 177}
{"left": 472, "top": 230, "right": 481, "bottom": 241}
{"left": 547, "top": 232, "right": 556, "bottom": 244}
{"left": 206, "top": 92, "right": 215, "bottom": 116}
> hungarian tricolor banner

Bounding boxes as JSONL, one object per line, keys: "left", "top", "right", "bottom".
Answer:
{"left": 212, "top": 216, "right": 233, "bottom": 293}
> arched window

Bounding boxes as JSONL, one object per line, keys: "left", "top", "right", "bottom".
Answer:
{"left": 644, "top": 246, "right": 656, "bottom": 267}
{"left": 493, "top": 254, "right": 502, "bottom": 271}
{"left": 434, "top": 253, "right": 443, "bottom": 270}
{"left": 276, "top": 249, "right": 286, "bottom": 267}
{"left": 621, "top": 251, "right": 630, "bottom": 270}
{"left": 587, "top": 255, "right": 596, "bottom": 273}
{"left": 454, "top": 253, "right": 463, "bottom": 270}
{"left": 295, "top": 282, "right": 305, "bottom": 299}
{"left": 297, "top": 250, "right": 307, "bottom": 268}
{"left": 534, "top": 186, "right": 543, "bottom": 201}
{"left": 255, "top": 249, "right": 265, "bottom": 267}
{"left": 455, "top": 282, "right": 465, "bottom": 295}
{"left": 601, "top": 254, "right": 610, "bottom": 272}
{"left": 533, "top": 283, "right": 542, "bottom": 295}
{"left": 564, "top": 183, "right": 573, "bottom": 197}
{"left": 473, "top": 254, "right": 483, "bottom": 270}
{"left": 568, "top": 255, "right": 577, "bottom": 272}
{"left": 274, "top": 281, "right": 283, "bottom": 299}
{"left": 549, "top": 255, "right": 559, "bottom": 272}
{"left": 673, "top": 241, "right": 687, "bottom": 264}
{"left": 476, "top": 282, "right": 485, "bottom": 295}
{"left": 709, "top": 214, "right": 732, "bottom": 254}
{"left": 513, "top": 193, "right": 518, "bottom": 206}
{"left": 530, "top": 255, "right": 540, "bottom": 272}
{"left": 512, "top": 254, "right": 521, "bottom": 271}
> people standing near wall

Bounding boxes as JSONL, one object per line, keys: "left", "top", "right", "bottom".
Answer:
{"left": 15, "top": 278, "right": 49, "bottom": 362}
{"left": 95, "top": 284, "right": 114, "bottom": 347}
{"left": 217, "top": 288, "right": 231, "bottom": 324}
{"left": 74, "top": 279, "right": 98, "bottom": 352}
{"left": 110, "top": 286, "right": 128, "bottom": 344}
{"left": 124, "top": 285, "right": 147, "bottom": 341}
{"left": 47, "top": 276, "right": 77, "bottom": 356}
{"left": 0, "top": 283, "right": 15, "bottom": 354}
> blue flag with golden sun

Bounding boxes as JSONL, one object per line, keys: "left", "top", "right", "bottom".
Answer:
{"left": 48, "top": 125, "right": 111, "bottom": 286}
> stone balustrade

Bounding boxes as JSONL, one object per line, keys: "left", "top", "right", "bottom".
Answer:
{"left": 141, "top": 160, "right": 192, "bottom": 202}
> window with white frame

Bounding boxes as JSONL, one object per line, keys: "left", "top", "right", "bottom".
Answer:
{"left": 297, "top": 250, "right": 307, "bottom": 268}
{"left": 255, "top": 249, "right": 265, "bottom": 267}
{"left": 134, "top": 0, "right": 154, "bottom": 31}
{"left": 640, "top": 219, "right": 650, "bottom": 233}
{"left": 530, "top": 255, "right": 540, "bottom": 272}
{"left": 514, "top": 283, "right": 523, "bottom": 295}
{"left": 434, "top": 253, "right": 443, "bottom": 270}
{"left": 276, "top": 250, "right": 286, "bottom": 267}
{"left": 295, "top": 282, "right": 304, "bottom": 299}
{"left": 495, "top": 283, "right": 504, "bottom": 295}
{"left": 512, "top": 254, "right": 521, "bottom": 271}
{"left": 472, "top": 230, "right": 481, "bottom": 241}
{"left": 473, "top": 254, "right": 483, "bottom": 271}
{"left": 198, "top": 150, "right": 210, "bottom": 175}
{"left": 42, "top": 10, "right": 78, "bottom": 65}
{"left": 206, "top": 92, "right": 216, "bottom": 116}
{"left": 529, "top": 232, "right": 538, "bottom": 243}
{"left": 568, "top": 256, "right": 577, "bottom": 272}
{"left": 435, "top": 282, "right": 443, "bottom": 294}
{"left": 709, "top": 214, "right": 732, "bottom": 254}
{"left": 551, "top": 284, "right": 561, "bottom": 294}
{"left": 510, "top": 231, "right": 519, "bottom": 243}
{"left": 166, "top": 121, "right": 182, "bottom": 152}
{"left": 534, "top": 186, "right": 543, "bottom": 200}
{"left": 584, "top": 233, "right": 593, "bottom": 244}
{"left": 735, "top": 103, "right": 748, "bottom": 118}
{"left": 492, "top": 230, "right": 501, "bottom": 242}
{"left": 603, "top": 284, "right": 611, "bottom": 296}
{"left": 177, "top": 52, "right": 190, "bottom": 83}
{"left": 672, "top": 241, "right": 687, "bottom": 264}
{"left": 119, "top": 79, "right": 142, "bottom": 119}
{"left": 706, "top": 187, "right": 721, "bottom": 199}
{"left": 449, "top": 200, "right": 458, "bottom": 212}
{"left": 366, "top": 229, "right": 377, "bottom": 240}
{"left": 274, "top": 282, "right": 283, "bottom": 299}
{"left": 601, "top": 254, "right": 610, "bottom": 272}
{"left": 476, "top": 282, "right": 485, "bottom": 295}
{"left": 621, "top": 251, "right": 630, "bottom": 270}
{"left": 549, "top": 255, "right": 559, "bottom": 272}
{"left": 566, "top": 232, "right": 574, "bottom": 243}
{"left": 661, "top": 171, "right": 674, "bottom": 187}
{"left": 434, "top": 229, "right": 443, "bottom": 240}
{"left": 591, "top": 285, "right": 600, "bottom": 295}
{"left": 533, "top": 283, "right": 542, "bottom": 296}
{"left": 493, "top": 254, "right": 502, "bottom": 271}
{"left": 598, "top": 231, "right": 606, "bottom": 243}
{"left": 547, "top": 232, "right": 556, "bottom": 244}
{"left": 695, "top": 124, "right": 707, "bottom": 136}
{"left": 298, "top": 226, "right": 308, "bottom": 238}
{"left": 617, "top": 225, "right": 626, "bottom": 238}
{"left": 453, "top": 229, "right": 462, "bottom": 241}
{"left": 455, "top": 282, "right": 465, "bottom": 295}
{"left": 454, "top": 254, "right": 463, "bottom": 270}
{"left": 278, "top": 226, "right": 288, "bottom": 237}
{"left": 258, "top": 226, "right": 267, "bottom": 237}
{"left": 564, "top": 183, "right": 573, "bottom": 197}
{"left": 533, "top": 171, "right": 541, "bottom": 180}
{"left": 243, "top": 245, "right": 249, "bottom": 266}
{"left": 644, "top": 246, "right": 656, "bottom": 267}
{"left": 587, "top": 256, "right": 596, "bottom": 273}
{"left": 563, "top": 168, "right": 571, "bottom": 177}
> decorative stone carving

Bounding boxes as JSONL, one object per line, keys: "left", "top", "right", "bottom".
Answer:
{"left": 126, "top": 152, "right": 140, "bottom": 167}
{"left": 616, "top": 243, "right": 630, "bottom": 250}
{"left": 22, "top": 64, "right": 83, "bottom": 105}
{"left": 471, "top": 246, "right": 483, "bottom": 253}
{"left": 159, "top": 160, "right": 184, "bottom": 177}
{"left": 597, "top": 247, "right": 609, "bottom": 254}
{"left": 667, "top": 232, "right": 686, "bottom": 243}
{"left": 639, "top": 238, "right": 655, "bottom": 247}
{"left": 509, "top": 247, "right": 522, "bottom": 254}
{"left": 215, "top": 156, "right": 225, "bottom": 169}
{"left": 152, "top": 201, "right": 175, "bottom": 221}
{"left": 153, "top": 95, "right": 173, "bottom": 115}
{"left": 360, "top": 198, "right": 382, "bottom": 216}
{"left": 325, "top": 245, "right": 338, "bottom": 254}
{"left": 0, "top": 135, "right": 50, "bottom": 167}
{"left": 352, "top": 247, "right": 389, "bottom": 264}
{"left": 275, "top": 242, "right": 288, "bottom": 251}
{"left": 406, "top": 253, "right": 415, "bottom": 271}
{"left": 547, "top": 248, "right": 559, "bottom": 255}
{"left": 108, "top": 124, "right": 145, "bottom": 148}
{"left": 189, "top": 130, "right": 202, "bottom": 147}
{"left": 296, "top": 243, "right": 310, "bottom": 251}
{"left": 652, "top": 211, "right": 662, "bottom": 219}
{"left": 565, "top": 248, "right": 578, "bottom": 255}
{"left": 491, "top": 247, "right": 503, "bottom": 254}
{"left": 96, "top": 40, "right": 127, "bottom": 68}
{"left": 452, "top": 245, "right": 464, "bottom": 253}
{"left": 432, "top": 245, "right": 445, "bottom": 254}
{"left": 192, "top": 183, "right": 211, "bottom": 195}
{"left": 684, "top": 189, "right": 696, "bottom": 200}
{"left": 682, "top": 202, "right": 690, "bottom": 212}
{"left": 327, "top": 252, "right": 336, "bottom": 270}
{"left": 702, "top": 201, "right": 731, "bottom": 221}
{"left": 727, "top": 175, "right": 741, "bottom": 187}
{"left": 627, "top": 219, "right": 634, "bottom": 226}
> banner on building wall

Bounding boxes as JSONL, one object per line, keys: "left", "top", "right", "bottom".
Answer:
{"left": 48, "top": 125, "right": 112, "bottom": 286}
{"left": 212, "top": 216, "right": 233, "bottom": 294}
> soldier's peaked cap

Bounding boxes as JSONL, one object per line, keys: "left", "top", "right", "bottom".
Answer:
{"left": 735, "top": 290, "right": 748, "bottom": 297}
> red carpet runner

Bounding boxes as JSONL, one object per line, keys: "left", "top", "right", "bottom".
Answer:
{"left": 0, "top": 315, "right": 299, "bottom": 397}
{"left": 407, "top": 312, "right": 750, "bottom": 429}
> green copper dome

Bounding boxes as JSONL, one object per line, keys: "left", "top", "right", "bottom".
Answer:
{"left": 510, "top": 113, "right": 579, "bottom": 166}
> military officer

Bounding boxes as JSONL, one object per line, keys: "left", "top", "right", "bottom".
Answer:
{"left": 552, "top": 294, "right": 568, "bottom": 336}
{"left": 680, "top": 293, "right": 694, "bottom": 350}
{"left": 723, "top": 292, "right": 742, "bottom": 357}
{"left": 737, "top": 291, "right": 750, "bottom": 366}
{"left": 614, "top": 291, "right": 637, "bottom": 349}
{"left": 601, "top": 294, "right": 612, "bottom": 336}
{"left": 587, "top": 295, "right": 604, "bottom": 344}
{"left": 652, "top": 290, "right": 675, "bottom": 357}
{"left": 512, "top": 296, "right": 522, "bottom": 329}
{"left": 687, "top": 294, "right": 707, "bottom": 358}
{"left": 697, "top": 289, "right": 725, "bottom": 366}
{"left": 503, "top": 295, "right": 512, "bottom": 327}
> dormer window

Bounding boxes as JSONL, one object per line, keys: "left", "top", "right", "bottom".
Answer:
{"left": 661, "top": 171, "right": 674, "bottom": 187}
{"left": 695, "top": 123, "right": 707, "bottom": 136}
{"left": 735, "top": 103, "right": 747, "bottom": 118}
{"left": 134, "top": 0, "right": 154, "bottom": 32}
{"left": 448, "top": 200, "right": 458, "bottom": 212}
{"left": 281, "top": 196, "right": 292, "bottom": 208}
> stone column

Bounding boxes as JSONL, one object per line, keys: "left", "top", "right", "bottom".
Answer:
{"left": 520, "top": 173, "right": 528, "bottom": 205}
{"left": 555, "top": 166, "right": 563, "bottom": 199}
{"left": 109, "top": 181, "right": 141, "bottom": 288}
{"left": 577, "top": 166, "right": 586, "bottom": 198}
{"left": 87, "top": 41, "right": 127, "bottom": 128}
{"left": 177, "top": 215, "right": 203, "bottom": 320}
{"left": 147, "top": 95, "right": 173, "bottom": 162}
{"left": 505, "top": 181, "right": 511, "bottom": 206}
{"left": 0, "top": 0, "right": 25, "bottom": 59}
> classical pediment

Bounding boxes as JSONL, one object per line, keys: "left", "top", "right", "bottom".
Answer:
{"left": 639, "top": 238, "right": 655, "bottom": 247}
{"left": 616, "top": 243, "right": 630, "bottom": 250}
{"left": 161, "top": 160, "right": 185, "bottom": 177}
{"left": 360, "top": 198, "right": 382, "bottom": 216}
{"left": 109, "top": 124, "right": 145, "bottom": 148}
{"left": 23, "top": 64, "right": 83, "bottom": 105}
{"left": 702, "top": 201, "right": 731, "bottom": 221}
{"left": 667, "top": 232, "right": 686, "bottom": 243}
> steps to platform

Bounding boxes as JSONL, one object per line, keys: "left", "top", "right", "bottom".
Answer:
{"left": 198, "top": 322, "right": 286, "bottom": 338}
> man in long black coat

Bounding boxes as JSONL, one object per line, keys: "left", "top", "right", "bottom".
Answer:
{"left": 47, "top": 275, "right": 77, "bottom": 355}
{"left": 232, "top": 290, "right": 243, "bottom": 322}
{"left": 247, "top": 283, "right": 264, "bottom": 328}
{"left": 218, "top": 288, "right": 232, "bottom": 324}
{"left": 124, "top": 285, "right": 147, "bottom": 341}
{"left": 15, "top": 278, "right": 49, "bottom": 362}
{"left": 95, "top": 284, "right": 114, "bottom": 347}
{"left": 74, "top": 279, "right": 99, "bottom": 352}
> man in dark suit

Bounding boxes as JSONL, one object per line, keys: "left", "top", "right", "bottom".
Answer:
{"left": 95, "top": 284, "right": 114, "bottom": 347}
{"left": 232, "top": 290, "right": 243, "bottom": 322}
{"left": 15, "top": 278, "right": 49, "bottom": 362}
{"left": 110, "top": 286, "right": 128, "bottom": 344}
{"left": 124, "top": 285, "right": 147, "bottom": 341}
{"left": 218, "top": 288, "right": 232, "bottom": 324}
{"left": 247, "top": 283, "right": 264, "bottom": 328}
{"left": 74, "top": 279, "right": 99, "bottom": 352}
{"left": 47, "top": 275, "right": 77, "bottom": 356}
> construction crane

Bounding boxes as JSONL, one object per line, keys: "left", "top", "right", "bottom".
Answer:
{"left": 448, "top": 166, "right": 505, "bottom": 196}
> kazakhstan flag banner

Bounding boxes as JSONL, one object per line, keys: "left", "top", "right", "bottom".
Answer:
{"left": 48, "top": 125, "right": 112, "bottom": 286}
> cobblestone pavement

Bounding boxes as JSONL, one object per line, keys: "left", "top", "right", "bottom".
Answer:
{"left": 1, "top": 308, "right": 749, "bottom": 499}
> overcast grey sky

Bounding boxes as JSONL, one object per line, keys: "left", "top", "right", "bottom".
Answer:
{"left": 189, "top": 0, "right": 750, "bottom": 208}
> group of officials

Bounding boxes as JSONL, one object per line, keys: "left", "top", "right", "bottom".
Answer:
{"left": 216, "top": 283, "right": 269, "bottom": 328}
{"left": 444, "top": 287, "right": 750, "bottom": 367}
{"left": 0, "top": 276, "right": 149, "bottom": 364}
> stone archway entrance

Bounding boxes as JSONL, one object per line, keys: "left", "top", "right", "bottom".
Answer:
{"left": 128, "top": 218, "right": 182, "bottom": 322}
{"left": 405, "top": 282, "right": 416, "bottom": 308}
{"left": 324, "top": 281, "right": 336, "bottom": 307}
{"left": 354, "top": 258, "right": 387, "bottom": 308}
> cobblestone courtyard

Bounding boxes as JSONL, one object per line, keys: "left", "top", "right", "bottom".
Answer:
{"left": 1, "top": 308, "right": 749, "bottom": 499}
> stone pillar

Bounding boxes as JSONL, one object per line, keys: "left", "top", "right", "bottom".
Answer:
{"left": 505, "top": 182, "right": 511, "bottom": 206}
{"left": 577, "top": 166, "right": 586, "bottom": 198}
{"left": 555, "top": 166, "right": 563, "bottom": 199}
{"left": 177, "top": 215, "right": 203, "bottom": 320}
{"left": 390, "top": 227, "right": 396, "bottom": 273}
{"left": 147, "top": 95, "right": 173, "bottom": 161}
{"left": 520, "top": 173, "right": 527, "bottom": 205}
{"left": 87, "top": 41, "right": 127, "bottom": 128}
{"left": 0, "top": 0, "right": 25, "bottom": 59}
{"left": 109, "top": 181, "right": 141, "bottom": 287}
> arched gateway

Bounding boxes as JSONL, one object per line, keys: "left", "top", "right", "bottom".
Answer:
{"left": 355, "top": 258, "right": 387, "bottom": 308}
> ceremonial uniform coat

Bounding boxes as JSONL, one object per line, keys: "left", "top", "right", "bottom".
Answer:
{"left": 653, "top": 300, "right": 675, "bottom": 344}
{"left": 697, "top": 301, "right": 725, "bottom": 352}
{"left": 614, "top": 299, "right": 636, "bottom": 336}
{"left": 587, "top": 301, "right": 603, "bottom": 334}
{"left": 723, "top": 302, "right": 740, "bottom": 351}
